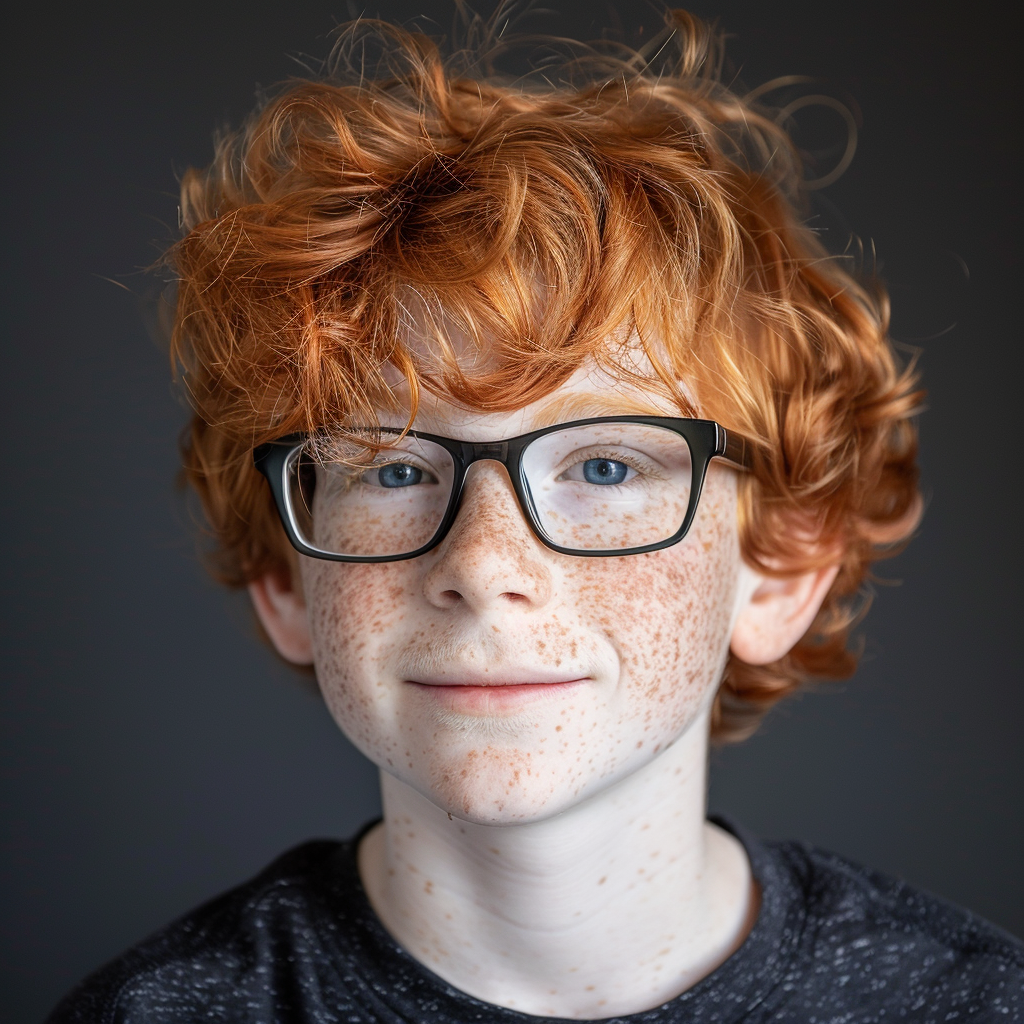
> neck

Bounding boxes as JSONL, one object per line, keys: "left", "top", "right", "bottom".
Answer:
{"left": 358, "top": 711, "right": 755, "bottom": 1018}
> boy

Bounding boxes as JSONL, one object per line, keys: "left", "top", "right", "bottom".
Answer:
{"left": 50, "top": 9, "right": 1023, "bottom": 1021}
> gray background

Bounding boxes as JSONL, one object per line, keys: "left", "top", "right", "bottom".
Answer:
{"left": 2, "top": 2, "right": 1020, "bottom": 1021}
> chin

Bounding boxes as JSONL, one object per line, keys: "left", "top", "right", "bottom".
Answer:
{"left": 418, "top": 747, "right": 592, "bottom": 826}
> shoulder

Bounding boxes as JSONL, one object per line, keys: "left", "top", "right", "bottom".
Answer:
{"left": 45, "top": 840, "right": 353, "bottom": 1024}
{"left": 763, "top": 837, "right": 1024, "bottom": 1017}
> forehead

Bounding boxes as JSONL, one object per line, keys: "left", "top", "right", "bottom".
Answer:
{"left": 387, "top": 353, "right": 697, "bottom": 442}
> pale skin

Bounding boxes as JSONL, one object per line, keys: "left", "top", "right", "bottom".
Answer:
{"left": 251, "top": 370, "right": 838, "bottom": 1018}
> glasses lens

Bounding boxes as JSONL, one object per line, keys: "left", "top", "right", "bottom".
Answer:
{"left": 520, "top": 422, "right": 694, "bottom": 551}
{"left": 285, "top": 433, "right": 455, "bottom": 558}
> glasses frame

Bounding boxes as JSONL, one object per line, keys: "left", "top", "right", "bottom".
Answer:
{"left": 253, "top": 415, "right": 751, "bottom": 563}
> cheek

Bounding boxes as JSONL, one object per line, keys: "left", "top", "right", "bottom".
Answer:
{"left": 567, "top": 478, "right": 740, "bottom": 727}
{"left": 300, "top": 560, "right": 415, "bottom": 752}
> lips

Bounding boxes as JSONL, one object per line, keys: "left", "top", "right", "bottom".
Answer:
{"left": 409, "top": 667, "right": 589, "bottom": 687}
{"left": 407, "top": 673, "right": 590, "bottom": 715}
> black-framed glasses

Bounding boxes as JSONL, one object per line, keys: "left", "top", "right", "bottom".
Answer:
{"left": 253, "top": 416, "right": 751, "bottom": 562}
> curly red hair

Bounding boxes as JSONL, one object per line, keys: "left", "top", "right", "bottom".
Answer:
{"left": 166, "top": 10, "right": 921, "bottom": 742}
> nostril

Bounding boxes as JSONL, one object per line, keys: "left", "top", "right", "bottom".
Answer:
{"left": 500, "top": 592, "right": 531, "bottom": 604}
{"left": 440, "top": 590, "right": 463, "bottom": 605}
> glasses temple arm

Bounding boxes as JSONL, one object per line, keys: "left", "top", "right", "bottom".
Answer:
{"left": 715, "top": 426, "right": 753, "bottom": 470}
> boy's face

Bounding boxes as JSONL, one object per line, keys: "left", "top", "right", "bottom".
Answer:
{"left": 292, "top": 367, "right": 750, "bottom": 825}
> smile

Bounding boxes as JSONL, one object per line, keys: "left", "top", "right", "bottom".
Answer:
{"left": 407, "top": 678, "right": 590, "bottom": 715}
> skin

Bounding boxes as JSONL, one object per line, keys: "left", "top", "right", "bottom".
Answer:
{"left": 251, "top": 369, "right": 838, "bottom": 1018}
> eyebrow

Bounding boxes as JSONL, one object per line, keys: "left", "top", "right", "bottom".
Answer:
{"left": 529, "top": 391, "right": 692, "bottom": 427}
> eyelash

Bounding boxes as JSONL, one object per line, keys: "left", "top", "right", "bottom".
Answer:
{"left": 557, "top": 449, "right": 663, "bottom": 480}
{"left": 360, "top": 455, "right": 438, "bottom": 484}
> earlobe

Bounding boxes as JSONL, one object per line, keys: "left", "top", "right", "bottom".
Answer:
{"left": 730, "top": 560, "right": 841, "bottom": 666}
{"left": 248, "top": 567, "right": 314, "bottom": 665}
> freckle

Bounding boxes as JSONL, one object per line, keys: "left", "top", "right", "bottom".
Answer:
{"left": 598, "top": 876, "right": 607, "bottom": 885}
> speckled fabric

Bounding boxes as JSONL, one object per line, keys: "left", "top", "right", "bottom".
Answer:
{"left": 47, "top": 820, "right": 1023, "bottom": 1023}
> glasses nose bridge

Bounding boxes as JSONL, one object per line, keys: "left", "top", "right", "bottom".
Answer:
{"left": 455, "top": 439, "right": 520, "bottom": 495}
{"left": 461, "top": 439, "right": 511, "bottom": 467}
{"left": 452, "top": 438, "right": 533, "bottom": 527}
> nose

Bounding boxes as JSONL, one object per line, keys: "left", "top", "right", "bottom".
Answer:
{"left": 422, "top": 461, "right": 553, "bottom": 612}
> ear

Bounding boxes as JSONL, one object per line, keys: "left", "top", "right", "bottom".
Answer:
{"left": 248, "top": 566, "right": 314, "bottom": 665}
{"left": 730, "top": 560, "right": 841, "bottom": 665}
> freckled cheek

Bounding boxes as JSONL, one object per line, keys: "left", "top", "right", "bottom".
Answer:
{"left": 299, "top": 560, "right": 418, "bottom": 739}
{"left": 560, "top": 479, "right": 740, "bottom": 716}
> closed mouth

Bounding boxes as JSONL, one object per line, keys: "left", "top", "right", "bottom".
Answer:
{"left": 407, "top": 677, "right": 590, "bottom": 715}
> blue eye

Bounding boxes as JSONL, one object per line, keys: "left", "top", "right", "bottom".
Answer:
{"left": 377, "top": 463, "right": 423, "bottom": 488}
{"left": 582, "top": 458, "right": 629, "bottom": 485}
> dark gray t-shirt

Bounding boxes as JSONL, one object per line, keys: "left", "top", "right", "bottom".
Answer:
{"left": 48, "top": 821, "right": 1023, "bottom": 1022}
